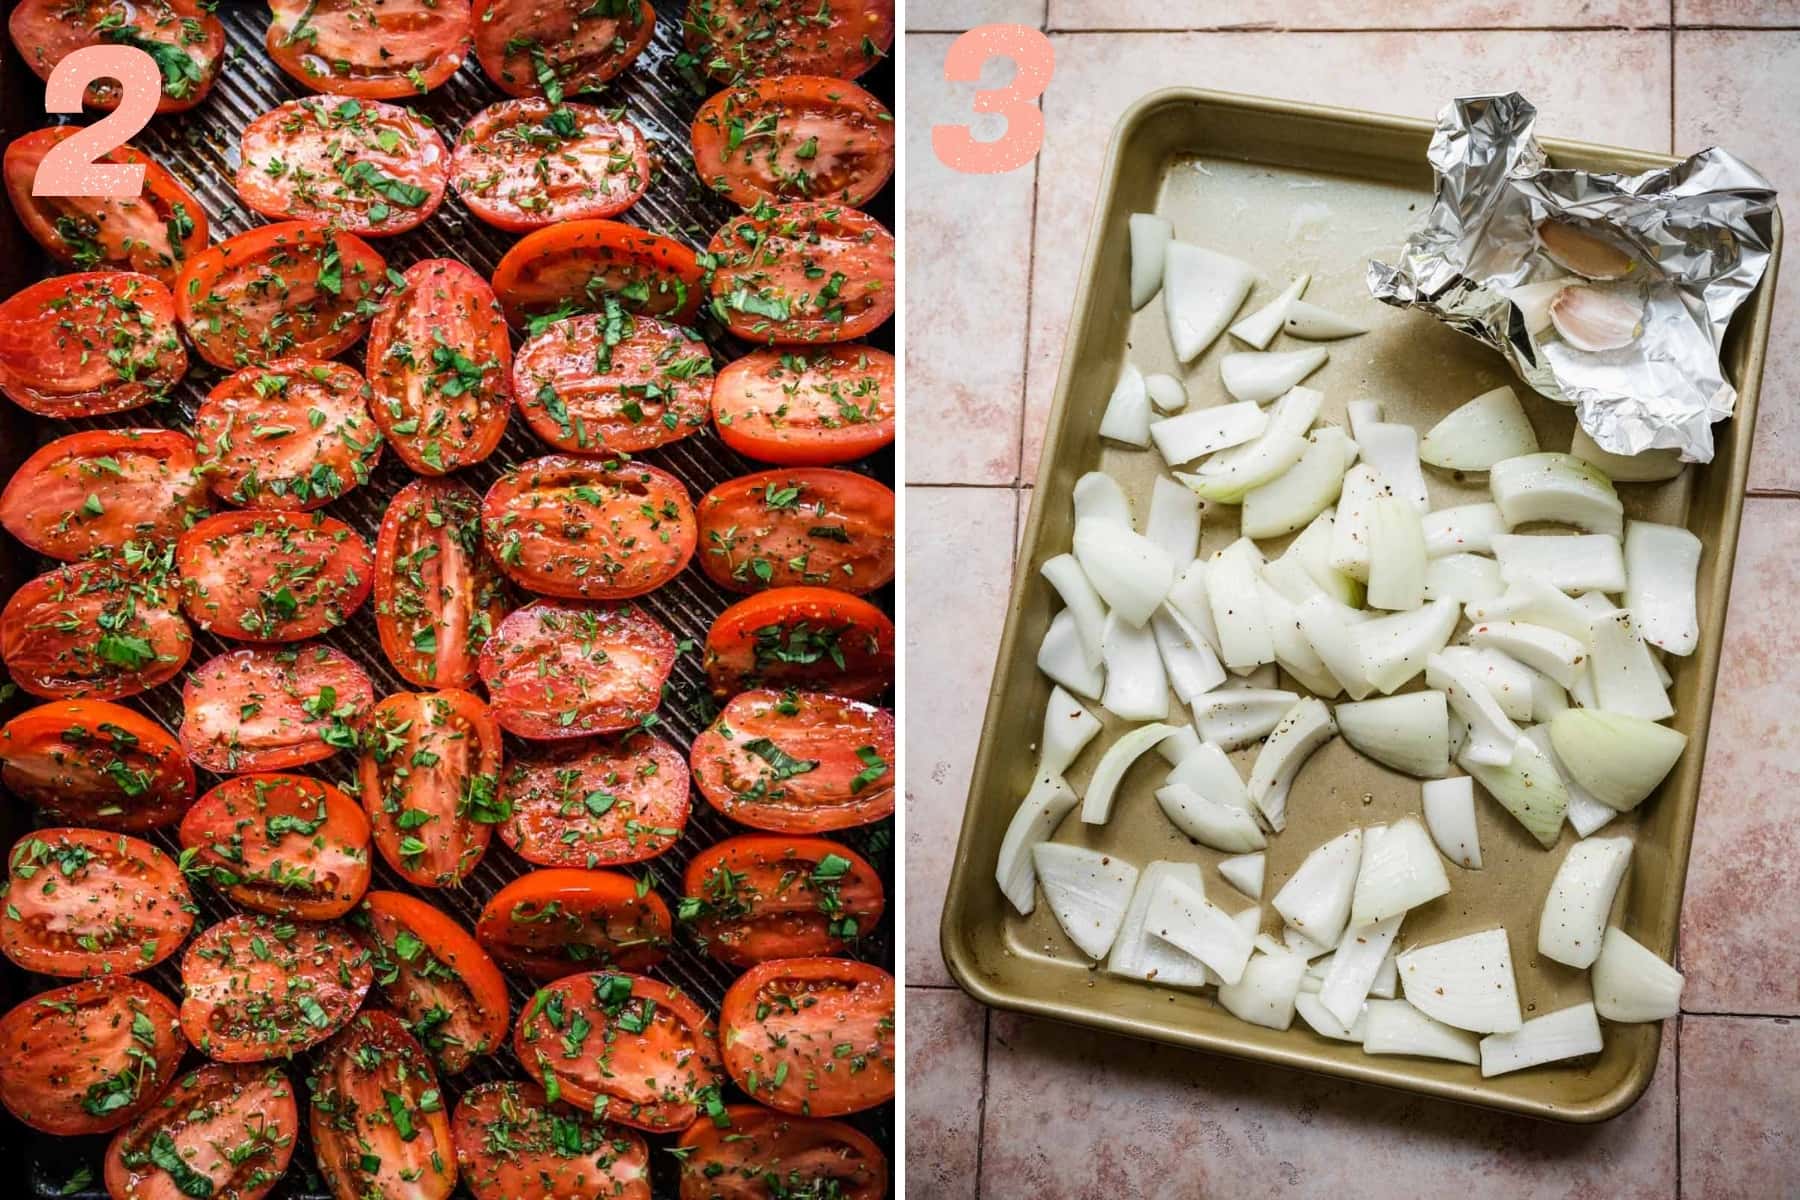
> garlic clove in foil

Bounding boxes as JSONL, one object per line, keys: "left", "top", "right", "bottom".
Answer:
{"left": 1536, "top": 220, "right": 1637, "bottom": 281}
{"left": 1549, "top": 285, "right": 1643, "bottom": 352}
{"left": 1502, "top": 276, "right": 1573, "bottom": 335}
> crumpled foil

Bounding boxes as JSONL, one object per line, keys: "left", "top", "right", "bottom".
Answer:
{"left": 1367, "top": 92, "right": 1777, "bottom": 462}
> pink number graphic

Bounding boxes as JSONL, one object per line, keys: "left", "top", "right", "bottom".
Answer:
{"left": 32, "top": 45, "right": 160, "bottom": 198}
{"left": 931, "top": 25, "right": 1054, "bottom": 175}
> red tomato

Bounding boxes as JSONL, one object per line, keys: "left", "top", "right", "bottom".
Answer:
{"left": 697, "top": 468, "right": 894, "bottom": 594}
{"left": 675, "top": 1104, "right": 888, "bottom": 1200}
{"left": 708, "top": 203, "right": 894, "bottom": 344}
{"left": 0, "top": 700, "right": 196, "bottom": 830}
{"left": 358, "top": 689, "right": 504, "bottom": 888}
{"left": 0, "top": 430, "right": 208, "bottom": 562}
{"left": 374, "top": 478, "right": 512, "bottom": 689}
{"left": 453, "top": 1079, "right": 651, "bottom": 1200}
{"left": 513, "top": 970, "right": 724, "bottom": 1131}
{"left": 705, "top": 589, "right": 894, "bottom": 699}
{"left": 0, "top": 977, "right": 184, "bottom": 1137}
{"left": 683, "top": 0, "right": 893, "bottom": 81}
{"left": 0, "top": 561, "right": 192, "bottom": 700}
{"left": 177, "top": 774, "right": 372, "bottom": 920}
{"left": 681, "top": 835, "right": 884, "bottom": 966}
{"left": 478, "top": 600, "right": 676, "bottom": 739}
{"left": 4, "top": 128, "right": 207, "bottom": 281}
{"left": 7, "top": 0, "right": 224, "bottom": 112}
{"left": 451, "top": 99, "right": 652, "bottom": 232}
{"left": 0, "top": 272, "right": 185, "bottom": 417}
{"left": 238, "top": 96, "right": 449, "bottom": 235}
{"left": 512, "top": 310, "right": 713, "bottom": 455}
{"left": 104, "top": 1063, "right": 299, "bottom": 1200}
{"left": 194, "top": 359, "right": 381, "bottom": 510}
{"left": 477, "top": 868, "right": 671, "bottom": 980}
{"left": 690, "top": 689, "right": 894, "bottom": 833}
{"left": 491, "top": 219, "right": 705, "bottom": 328}
{"left": 497, "top": 732, "right": 689, "bottom": 868}
{"left": 267, "top": 0, "right": 472, "bottom": 99}
{"left": 365, "top": 258, "right": 513, "bottom": 475}
{"left": 175, "top": 221, "right": 386, "bottom": 369}
{"left": 472, "top": 0, "right": 653, "bottom": 99}
{"left": 718, "top": 958, "right": 894, "bottom": 1116}
{"left": 179, "top": 914, "right": 372, "bottom": 1061}
{"left": 308, "top": 1010, "right": 456, "bottom": 1200}
{"left": 180, "top": 645, "right": 374, "bottom": 774}
{"left": 712, "top": 345, "right": 896, "bottom": 465}
{"left": 352, "top": 890, "right": 510, "bottom": 1074}
{"left": 692, "top": 77, "right": 894, "bottom": 211}
{"left": 0, "top": 828, "right": 194, "bottom": 978}
{"left": 482, "top": 456, "right": 697, "bottom": 601}
{"left": 176, "top": 511, "right": 374, "bottom": 642}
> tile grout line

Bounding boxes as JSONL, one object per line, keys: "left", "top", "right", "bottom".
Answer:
{"left": 1677, "top": 1008, "right": 1800, "bottom": 1020}
{"left": 1012, "top": 145, "right": 1045, "bottom": 492}
{"left": 974, "top": 1006, "right": 993, "bottom": 1199}
{"left": 1674, "top": 1012, "right": 1683, "bottom": 1199}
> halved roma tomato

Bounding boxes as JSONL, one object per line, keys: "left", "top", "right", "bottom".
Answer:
{"left": 8, "top": 0, "right": 224, "bottom": 112}
{"left": 358, "top": 689, "right": 504, "bottom": 888}
{"left": 0, "top": 561, "right": 192, "bottom": 700}
{"left": 712, "top": 345, "right": 896, "bottom": 465}
{"left": 180, "top": 914, "right": 372, "bottom": 1061}
{"left": 451, "top": 99, "right": 652, "bottom": 232}
{"left": 180, "top": 645, "right": 374, "bottom": 773}
{"left": 513, "top": 309, "right": 712, "bottom": 455}
{"left": 491, "top": 219, "right": 705, "bottom": 328}
{"left": 681, "top": 834, "right": 884, "bottom": 966}
{"left": 472, "top": 0, "right": 653, "bottom": 100}
{"left": 238, "top": 95, "right": 449, "bottom": 235}
{"left": 482, "top": 456, "right": 697, "bottom": 601}
{"left": 454, "top": 1079, "right": 651, "bottom": 1200}
{"left": 675, "top": 1104, "right": 888, "bottom": 1200}
{"left": 375, "top": 478, "right": 511, "bottom": 689}
{"left": 267, "top": 0, "right": 472, "bottom": 99}
{"left": 684, "top": 0, "right": 893, "bottom": 81}
{"left": 352, "top": 890, "right": 509, "bottom": 1074}
{"left": 0, "top": 272, "right": 185, "bottom": 417}
{"left": 708, "top": 202, "right": 895, "bottom": 344}
{"left": 177, "top": 774, "right": 372, "bottom": 920}
{"left": 309, "top": 1010, "right": 456, "bottom": 1200}
{"left": 194, "top": 359, "right": 382, "bottom": 510}
{"left": 4, "top": 128, "right": 207, "bottom": 281}
{"left": 478, "top": 600, "right": 675, "bottom": 739}
{"left": 175, "top": 221, "right": 386, "bottom": 369}
{"left": 0, "top": 430, "right": 208, "bottom": 561}
{"left": 0, "top": 977, "right": 184, "bottom": 1137}
{"left": 690, "top": 689, "right": 893, "bottom": 832}
{"left": 697, "top": 468, "right": 894, "bottom": 594}
{"left": 692, "top": 77, "right": 894, "bottom": 210}
{"left": 704, "top": 589, "right": 894, "bottom": 699}
{"left": 0, "top": 700, "right": 196, "bottom": 830}
{"left": 497, "top": 733, "right": 688, "bottom": 868}
{"left": 477, "top": 868, "right": 671, "bottom": 980}
{"left": 719, "top": 958, "right": 894, "bottom": 1117}
{"left": 514, "top": 970, "right": 724, "bottom": 1131}
{"left": 177, "top": 511, "right": 374, "bottom": 642}
{"left": 106, "top": 1065, "right": 297, "bottom": 1200}
{"left": 0, "top": 828, "right": 193, "bottom": 978}
{"left": 365, "top": 258, "right": 513, "bottom": 475}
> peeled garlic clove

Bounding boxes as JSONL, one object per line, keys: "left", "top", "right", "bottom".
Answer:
{"left": 1548, "top": 286, "right": 1643, "bottom": 352}
{"left": 1537, "top": 220, "right": 1636, "bottom": 280}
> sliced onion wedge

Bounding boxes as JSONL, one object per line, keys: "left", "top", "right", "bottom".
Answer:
{"left": 1218, "top": 948, "right": 1309, "bottom": 1030}
{"left": 1421, "top": 776, "right": 1481, "bottom": 868}
{"left": 1479, "top": 1002, "right": 1603, "bottom": 1077}
{"left": 1166, "top": 741, "right": 1249, "bottom": 809}
{"left": 1319, "top": 912, "right": 1403, "bottom": 1026}
{"left": 1240, "top": 426, "right": 1357, "bottom": 540}
{"left": 1396, "top": 928, "right": 1522, "bottom": 1033}
{"left": 1423, "top": 502, "right": 1506, "bottom": 558}
{"left": 1490, "top": 452, "right": 1623, "bottom": 536}
{"left": 1150, "top": 607, "right": 1226, "bottom": 702}
{"left": 1458, "top": 735, "right": 1568, "bottom": 849}
{"left": 1129, "top": 212, "right": 1173, "bottom": 309}
{"left": 1571, "top": 425, "right": 1684, "bottom": 482}
{"left": 1149, "top": 400, "right": 1268, "bottom": 466}
{"left": 1040, "top": 553, "right": 1107, "bottom": 670}
{"left": 1538, "top": 835, "right": 1631, "bottom": 968}
{"left": 1144, "top": 474, "right": 1200, "bottom": 560}
{"left": 1032, "top": 842, "right": 1138, "bottom": 959}
{"left": 1547, "top": 708, "right": 1687, "bottom": 811}
{"left": 1037, "top": 608, "right": 1104, "bottom": 699}
{"left": 1272, "top": 828, "right": 1362, "bottom": 949}
{"left": 1284, "top": 298, "right": 1369, "bottom": 340}
{"left": 1624, "top": 520, "right": 1700, "bottom": 656}
{"left": 1419, "top": 386, "right": 1539, "bottom": 471}
{"left": 1327, "top": 463, "right": 1386, "bottom": 582}
{"left": 1297, "top": 990, "right": 1367, "bottom": 1042}
{"left": 1229, "top": 274, "right": 1310, "bottom": 349}
{"left": 1365, "top": 495, "right": 1427, "bottom": 611}
{"left": 1219, "top": 852, "right": 1265, "bottom": 900}
{"left": 1220, "top": 347, "right": 1329, "bottom": 404}
{"left": 1165, "top": 560, "right": 1225, "bottom": 657}
{"left": 1145, "top": 372, "right": 1188, "bottom": 413}
{"left": 1100, "top": 611, "right": 1169, "bottom": 721}
{"left": 1586, "top": 608, "right": 1674, "bottom": 721}
{"left": 1072, "top": 470, "right": 1133, "bottom": 527}
{"left": 1258, "top": 583, "right": 1343, "bottom": 698}
{"left": 1432, "top": 645, "right": 1534, "bottom": 723}
{"left": 1143, "top": 874, "right": 1255, "bottom": 986}
{"left": 1361, "top": 999, "right": 1481, "bottom": 1064}
{"left": 1098, "top": 361, "right": 1151, "bottom": 447}
{"left": 1424, "top": 553, "right": 1504, "bottom": 604}
{"left": 1163, "top": 241, "right": 1255, "bottom": 363}
{"left": 1355, "top": 598, "right": 1459, "bottom": 695}
{"left": 1298, "top": 594, "right": 1377, "bottom": 701}
{"left": 1349, "top": 817, "right": 1449, "bottom": 927}
{"left": 1467, "top": 620, "right": 1587, "bottom": 689}
{"left": 1352, "top": 420, "right": 1429, "bottom": 512}
{"left": 1155, "top": 725, "right": 1203, "bottom": 766}
{"left": 1246, "top": 697, "right": 1336, "bottom": 832}
{"left": 1039, "top": 686, "right": 1103, "bottom": 778}
{"left": 1191, "top": 687, "right": 1299, "bottom": 751}
{"left": 1334, "top": 691, "right": 1450, "bottom": 778}
{"left": 1493, "top": 533, "right": 1626, "bottom": 595}
{"left": 1523, "top": 724, "right": 1615, "bottom": 837}
{"left": 1591, "top": 926, "right": 1684, "bottom": 1022}
{"left": 1106, "top": 861, "right": 1212, "bottom": 988}
{"left": 1155, "top": 782, "right": 1266, "bottom": 852}
{"left": 1206, "top": 538, "right": 1274, "bottom": 670}
{"left": 1286, "top": 510, "right": 1365, "bottom": 607}
{"left": 1073, "top": 518, "right": 1175, "bottom": 628}
{"left": 1081, "top": 721, "right": 1179, "bottom": 824}
{"left": 995, "top": 773, "right": 1078, "bottom": 914}
{"left": 1466, "top": 573, "right": 1597, "bottom": 643}
{"left": 1178, "top": 386, "right": 1322, "bottom": 503}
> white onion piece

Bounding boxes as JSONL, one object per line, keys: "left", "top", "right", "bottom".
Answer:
{"left": 1219, "top": 853, "right": 1265, "bottom": 900}
{"left": 1272, "top": 828, "right": 1363, "bottom": 949}
{"left": 1098, "top": 362, "right": 1152, "bottom": 447}
{"left": 1163, "top": 241, "right": 1255, "bottom": 363}
{"left": 1258, "top": 583, "right": 1343, "bottom": 698}
{"left": 1571, "top": 425, "right": 1684, "bottom": 482}
{"left": 1246, "top": 697, "right": 1337, "bottom": 832}
{"left": 1350, "top": 817, "right": 1449, "bottom": 927}
{"left": 1503, "top": 276, "right": 1573, "bottom": 336}
{"left": 1355, "top": 421, "right": 1430, "bottom": 512}
{"left": 1165, "top": 561, "right": 1225, "bottom": 657}
{"left": 1547, "top": 709, "right": 1687, "bottom": 811}
{"left": 1296, "top": 990, "right": 1367, "bottom": 1042}
{"left": 1344, "top": 399, "right": 1382, "bottom": 440}
{"left": 1365, "top": 495, "right": 1427, "bottom": 611}
{"left": 1587, "top": 608, "right": 1673, "bottom": 721}
{"left": 1430, "top": 651, "right": 1521, "bottom": 765}
{"left": 1457, "top": 735, "right": 1568, "bottom": 849}
{"left": 1040, "top": 553, "right": 1107, "bottom": 670}
{"left": 1523, "top": 725, "right": 1615, "bottom": 837}
{"left": 1624, "top": 521, "right": 1700, "bottom": 656}
{"left": 1419, "top": 386, "right": 1539, "bottom": 471}
{"left": 1528, "top": 667, "right": 1571, "bottom": 723}
{"left": 1423, "top": 502, "right": 1506, "bottom": 558}
{"left": 1433, "top": 645, "right": 1534, "bottom": 723}
{"left": 995, "top": 773, "right": 1078, "bottom": 914}
{"left": 1106, "top": 861, "right": 1212, "bottom": 988}
{"left": 1297, "top": 594, "right": 1376, "bottom": 701}
{"left": 1166, "top": 742, "right": 1249, "bottom": 810}
{"left": 1327, "top": 463, "right": 1387, "bottom": 582}
{"left": 1396, "top": 928, "right": 1522, "bottom": 1033}
{"left": 1128, "top": 212, "right": 1172, "bottom": 310}
{"left": 1072, "top": 470, "right": 1133, "bottom": 528}
{"left": 1037, "top": 609, "right": 1104, "bottom": 700}
{"left": 1144, "top": 475, "right": 1200, "bottom": 560}
{"left": 1361, "top": 999, "right": 1481, "bottom": 1064}
{"left": 1320, "top": 913, "right": 1404, "bottom": 1026}
{"left": 1370, "top": 948, "right": 1399, "bottom": 999}
{"left": 1144, "top": 874, "right": 1255, "bottom": 986}
{"left": 1240, "top": 426, "right": 1357, "bottom": 540}
{"left": 1179, "top": 385, "right": 1322, "bottom": 502}
{"left": 1465, "top": 573, "right": 1596, "bottom": 643}
{"left": 1148, "top": 400, "right": 1268, "bottom": 466}
{"left": 1155, "top": 783, "right": 1266, "bottom": 853}
{"left": 1229, "top": 274, "right": 1310, "bottom": 349}
{"left": 1080, "top": 721, "right": 1179, "bottom": 824}
{"left": 1467, "top": 620, "right": 1586, "bottom": 689}
{"left": 1538, "top": 835, "right": 1631, "bottom": 968}
{"left": 1479, "top": 1002, "right": 1603, "bottom": 1077}
{"left": 1283, "top": 298, "right": 1369, "bottom": 340}
{"left": 1423, "top": 553, "right": 1504, "bottom": 604}
{"left": 1032, "top": 842, "right": 1138, "bottom": 960}
{"left": 1207, "top": 538, "right": 1274, "bottom": 670}
{"left": 1334, "top": 691, "right": 1450, "bottom": 778}
{"left": 1100, "top": 611, "right": 1169, "bottom": 721}
{"left": 1224, "top": 664, "right": 1282, "bottom": 688}
{"left": 1150, "top": 607, "right": 1227, "bottom": 703}
{"left": 1219, "top": 948, "right": 1309, "bottom": 1030}
{"left": 1591, "top": 927, "right": 1684, "bottom": 1022}
{"left": 1155, "top": 725, "right": 1202, "bottom": 766}
{"left": 1038, "top": 686, "right": 1103, "bottom": 778}
{"left": 1421, "top": 776, "right": 1481, "bottom": 868}
{"left": 1072, "top": 518, "right": 1175, "bottom": 628}
{"left": 1490, "top": 452, "right": 1623, "bottom": 536}
{"left": 1286, "top": 510, "right": 1365, "bottom": 607}
{"left": 1145, "top": 372, "right": 1188, "bottom": 413}
{"left": 1220, "top": 347, "right": 1329, "bottom": 404}
{"left": 1191, "top": 688, "right": 1300, "bottom": 751}
{"left": 1549, "top": 285, "right": 1643, "bottom": 352}
{"left": 1355, "top": 598, "right": 1459, "bottom": 695}
{"left": 1202, "top": 907, "right": 1266, "bottom": 987}
{"left": 1284, "top": 926, "right": 1333, "bottom": 960}
{"left": 1493, "top": 534, "right": 1626, "bottom": 594}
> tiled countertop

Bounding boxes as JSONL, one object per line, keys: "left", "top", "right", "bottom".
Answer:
{"left": 904, "top": 4, "right": 1800, "bottom": 1196}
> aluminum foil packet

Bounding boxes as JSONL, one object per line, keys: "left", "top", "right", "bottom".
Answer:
{"left": 1367, "top": 92, "right": 1777, "bottom": 462}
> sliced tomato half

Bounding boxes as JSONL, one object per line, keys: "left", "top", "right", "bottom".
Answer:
{"left": 308, "top": 1010, "right": 457, "bottom": 1200}
{"left": 0, "top": 700, "right": 196, "bottom": 830}
{"left": 352, "top": 890, "right": 510, "bottom": 1074}
{"left": 718, "top": 957, "right": 895, "bottom": 1117}
{"left": 683, "top": 0, "right": 893, "bottom": 81}
{"left": 690, "top": 689, "right": 894, "bottom": 833}
{"left": 194, "top": 358, "right": 382, "bottom": 510}
{"left": 8, "top": 0, "right": 225, "bottom": 112}
{"left": 692, "top": 77, "right": 894, "bottom": 210}
{"left": 0, "top": 828, "right": 194, "bottom": 978}
{"left": 675, "top": 1104, "right": 888, "bottom": 1200}
{"left": 478, "top": 599, "right": 676, "bottom": 739}
{"left": 0, "top": 561, "right": 192, "bottom": 700}
{"left": 179, "top": 645, "right": 375, "bottom": 774}
{"left": 497, "top": 733, "right": 689, "bottom": 868}
{"left": 267, "top": 0, "right": 472, "bottom": 99}
{"left": 0, "top": 977, "right": 184, "bottom": 1137}
{"left": 697, "top": 468, "right": 895, "bottom": 594}
{"left": 681, "top": 834, "right": 884, "bottom": 966}
{"left": 477, "top": 868, "right": 671, "bottom": 980}
{"left": 453, "top": 1079, "right": 651, "bottom": 1200}
{"left": 0, "top": 430, "right": 209, "bottom": 562}
{"left": 705, "top": 588, "right": 894, "bottom": 700}
{"left": 177, "top": 510, "right": 374, "bottom": 642}
{"left": 375, "top": 478, "right": 513, "bottom": 689}
{"left": 708, "top": 202, "right": 895, "bottom": 344}
{"left": 491, "top": 219, "right": 705, "bottom": 328}
{"left": 238, "top": 95, "right": 449, "bottom": 235}
{"left": 0, "top": 272, "right": 186, "bottom": 417}
{"left": 104, "top": 1063, "right": 299, "bottom": 1200}
{"left": 512, "top": 309, "right": 713, "bottom": 455}
{"left": 471, "top": 0, "right": 653, "bottom": 100}
{"left": 179, "top": 913, "right": 373, "bottom": 1062}
{"left": 452, "top": 99, "right": 652, "bottom": 232}
{"left": 358, "top": 689, "right": 504, "bottom": 888}
{"left": 712, "top": 345, "right": 896, "bottom": 465}
{"left": 177, "top": 773, "right": 373, "bottom": 920}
